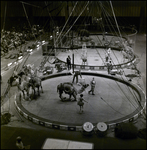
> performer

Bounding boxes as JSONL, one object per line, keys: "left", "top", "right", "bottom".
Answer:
{"left": 107, "top": 48, "right": 111, "bottom": 58}
{"left": 81, "top": 43, "right": 88, "bottom": 65}
{"left": 77, "top": 94, "right": 88, "bottom": 113}
{"left": 107, "top": 60, "right": 113, "bottom": 74}
{"left": 66, "top": 55, "right": 71, "bottom": 70}
{"left": 72, "top": 69, "right": 82, "bottom": 84}
{"left": 88, "top": 77, "right": 96, "bottom": 95}
{"left": 105, "top": 52, "right": 109, "bottom": 63}
{"left": 81, "top": 55, "right": 88, "bottom": 66}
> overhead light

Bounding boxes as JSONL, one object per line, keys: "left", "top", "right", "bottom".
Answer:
{"left": 7, "top": 62, "right": 12, "bottom": 67}
{"left": 18, "top": 56, "right": 23, "bottom": 60}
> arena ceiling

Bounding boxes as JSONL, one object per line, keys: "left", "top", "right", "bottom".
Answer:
{"left": 1, "top": 1, "right": 146, "bottom": 17}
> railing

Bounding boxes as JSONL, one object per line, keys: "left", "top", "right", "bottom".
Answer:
{"left": 1, "top": 54, "right": 30, "bottom": 106}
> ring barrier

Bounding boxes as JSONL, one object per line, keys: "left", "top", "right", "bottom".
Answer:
{"left": 1, "top": 54, "right": 30, "bottom": 106}
{"left": 14, "top": 72, "right": 146, "bottom": 131}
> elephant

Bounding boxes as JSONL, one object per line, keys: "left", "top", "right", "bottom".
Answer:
{"left": 57, "top": 82, "right": 89, "bottom": 101}
{"left": 15, "top": 77, "right": 31, "bottom": 100}
{"left": 29, "top": 76, "right": 43, "bottom": 96}
{"left": 57, "top": 82, "right": 77, "bottom": 101}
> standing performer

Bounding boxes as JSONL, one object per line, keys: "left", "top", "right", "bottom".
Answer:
{"left": 105, "top": 52, "right": 109, "bottom": 63}
{"left": 77, "top": 94, "right": 88, "bottom": 113}
{"left": 88, "top": 77, "right": 96, "bottom": 95}
{"left": 107, "top": 60, "right": 113, "bottom": 74}
{"left": 72, "top": 69, "right": 82, "bottom": 84}
{"left": 81, "top": 43, "right": 88, "bottom": 65}
{"left": 66, "top": 55, "right": 71, "bottom": 70}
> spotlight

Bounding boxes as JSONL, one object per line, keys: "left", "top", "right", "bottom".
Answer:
{"left": 50, "top": 35, "right": 53, "bottom": 40}
{"left": 18, "top": 56, "right": 23, "bottom": 60}
{"left": 7, "top": 62, "right": 12, "bottom": 67}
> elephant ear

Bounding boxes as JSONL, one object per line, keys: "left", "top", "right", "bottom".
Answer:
{"left": 64, "top": 86, "right": 71, "bottom": 93}
{"left": 58, "top": 83, "right": 62, "bottom": 89}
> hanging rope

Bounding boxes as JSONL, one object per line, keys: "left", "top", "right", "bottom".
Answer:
{"left": 93, "top": 1, "right": 142, "bottom": 109}
{"left": 22, "top": 3, "right": 32, "bottom": 29}
{"left": 21, "top": 2, "right": 37, "bottom": 41}
{"left": 20, "top": 1, "right": 42, "bottom": 8}
{"left": 44, "top": 1, "right": 56, "bottom": 29}
{"left": 55, "top": 1, "right": 89, "bottom": 47}
{"left": 99, "top": 7, "right": 140, "bottom": 104}
{"left": 2, "top": 1, "right": 7, "bottom": 31}
{"left": 55, "top": 1, "right": 78, "bottom": 46}
{"left": 109, "top": 1, "right": 124, "bottom": 45}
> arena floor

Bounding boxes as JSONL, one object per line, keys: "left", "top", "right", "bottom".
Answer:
{"left": 21, "top": 74, "right": 140, "bottom": 126}
{"left": 57, "top": 48, "right": 126, "bottom": 66}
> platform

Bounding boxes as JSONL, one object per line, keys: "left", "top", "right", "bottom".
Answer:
{"left": 41, "top": 138, "right": 94, "bottom": 149}
{"left": 14, "top": 72, "right": 145, "bottom": 131}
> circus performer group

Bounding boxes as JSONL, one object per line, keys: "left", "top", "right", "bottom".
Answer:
{"left": 57, "top": 69, "right": 96, "bottom": 113}
{"left": 8, "top": 64, "right": 43, "bottom": 100}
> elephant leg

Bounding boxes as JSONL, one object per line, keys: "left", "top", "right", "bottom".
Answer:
{"left": 26, "top": 89, "right": 31, "bottom": 101}
{"left": 59, "top": 91, "right": 63, "bottom": 99}
{"left": 60, "top": 93, "right": 64, "bottom": 101}
{"left": 59, "top": 92, "right": 62, "bottom": 98}
{"left": 33, "top": 87, "right": 36, "bottom": 97}
{"left": 41, "top": 85, "right": 43, "bottom": 93}
{"left": 22, "top": 90, "right": 26, "bottom": 100}
{"left": 73, "top": 92, "right": 77, "bottom": 101}
{"left": 37, "top": 86, "right": 40, "bottom": 96}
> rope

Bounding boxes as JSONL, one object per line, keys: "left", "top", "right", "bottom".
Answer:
{"left": 55, "top": 1, "right": 78, "bottom": 46}
{"left": 20, "top": 1, "right": 41, "bottom": 8}
{"left": 97, "top": 2, "right": 141, "bottom": 108}
{"left": 44, "top": 1, "right": 56, "bottom": 29}
{"left": 21, "top": 2, "right": 37, "bottom": 41}
{"left": 55, "top": 1, "right": 89, "bottom": 47}
{"left": 109, "top": 1, "right": 124, "bottom": 45}
{"left": 2, "top": 1, "right": 7, "bottom": 31}
{"left": 94, "top": 47, "right": 140, "bottom": 110}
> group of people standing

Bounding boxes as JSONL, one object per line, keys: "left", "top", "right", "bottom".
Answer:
{"left": 71, "top": 69, "right": 96, "bottom": 113}
{"left": 78, "top": 77, "right": 96, "bottom": 113}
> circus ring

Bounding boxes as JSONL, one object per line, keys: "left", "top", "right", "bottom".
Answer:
{"left": 55, "top": 34, "right": 138, "bottom": 71}
{"left": 14, "top": 72, "right": 146, "bottom": 131}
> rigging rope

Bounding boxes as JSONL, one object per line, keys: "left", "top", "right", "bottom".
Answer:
{"left": 55, "top": 1, "right": 78, "bottom": 46}
{"left": 20, "top": 1, "right": 41, "bottom": 8}
{"left": 92, "top": 2, "right": 142, "bottom": 110}
{"left": 2, "top": 1, "right": 7, "bottom": 31}
{"left": 44, "top": 1, "right": 56, "bottom": 28}
{"left": 55, "top": 1, "right": 89, "bottom": 47}
{"left": 21, "top": 2, "right": 37, "bottom": 41}
{"left": 109, "top": 1, "right": 124, "bottom": 45}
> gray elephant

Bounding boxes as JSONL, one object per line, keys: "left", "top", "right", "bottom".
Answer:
{"left": 57, "top": 82, "right": 89, "bottom": 101}
{"left": 57, "top": 82, "right": 77, "bottom": 101}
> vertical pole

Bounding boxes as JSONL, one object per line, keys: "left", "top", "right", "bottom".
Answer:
{"left": 53, "top": 30, "right": 56, "bottom": 57}
{"left": 67, "top": 1, "right": 69, "bottom": 41}
{"left": 72, "top": 53, "right": 74, "bottom": 73}
{"left": 72, "top": 30, "right": 74, "bottom": 73}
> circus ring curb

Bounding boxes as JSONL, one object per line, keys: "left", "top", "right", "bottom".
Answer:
{"left": 14, "top": 72, "right": 146, "bottom": 131}
{"left": 56, "top": 46, "right": 137, "bottom": 71}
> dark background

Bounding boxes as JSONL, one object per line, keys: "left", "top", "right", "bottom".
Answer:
{"left": 1, "top": 1, "right": 146, "bottom": 33}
